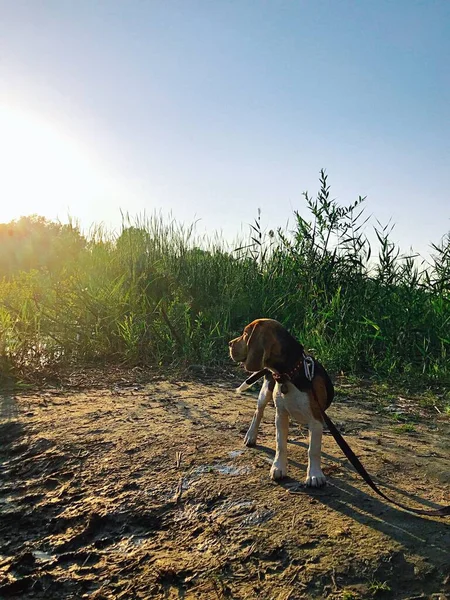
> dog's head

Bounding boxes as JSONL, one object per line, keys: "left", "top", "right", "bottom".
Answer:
{"left": 228, "top": 318, "right": 302, "bottom": 372}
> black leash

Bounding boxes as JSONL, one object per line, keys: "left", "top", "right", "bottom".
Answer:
{"left": 238, "top": 365, "right": 450, "bottom": 517}
{"left": 312, "top": 387, "right": 450, "bottom": 517}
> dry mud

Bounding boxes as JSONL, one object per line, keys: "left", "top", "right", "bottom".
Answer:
{"left": 0, "top": 372, "right": 449, "bottom": 599}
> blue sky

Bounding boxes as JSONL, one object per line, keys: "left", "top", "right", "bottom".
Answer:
{"left": 0, "top": 0, "right": 449, "bottom": 255}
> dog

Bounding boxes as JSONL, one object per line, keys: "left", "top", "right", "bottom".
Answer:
{"left": 229, "top": 318, "right": 334, "bottom": 487}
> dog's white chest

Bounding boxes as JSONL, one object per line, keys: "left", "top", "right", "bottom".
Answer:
{"left": 273, "top": 381, "right": 312, "bottom": 424}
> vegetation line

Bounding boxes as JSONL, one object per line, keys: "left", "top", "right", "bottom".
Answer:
{"left": 0, "top": 171, "right": 449, "bottom": 389}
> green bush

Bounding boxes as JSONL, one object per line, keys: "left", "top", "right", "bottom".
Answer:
{"left": 0, "top": 172, "right": 449, "bottom": 383}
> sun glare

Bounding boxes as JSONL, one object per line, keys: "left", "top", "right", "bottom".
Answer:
{"left": 0, "top": 106, "right": 110, "bottom": 224}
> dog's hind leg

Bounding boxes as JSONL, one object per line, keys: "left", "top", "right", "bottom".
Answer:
{"left": 244, "top": 377, "right": 273, "bottom": 447}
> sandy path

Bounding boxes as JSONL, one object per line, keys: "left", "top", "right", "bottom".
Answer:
{"left": 0, "top": 375, "right": 449, "bottom": 599}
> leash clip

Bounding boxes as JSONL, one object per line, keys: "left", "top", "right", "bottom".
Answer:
{"left": 303, "top": 355, "right": 315, "bottom": 381}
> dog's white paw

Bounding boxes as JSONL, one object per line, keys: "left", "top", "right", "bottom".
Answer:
{"left": 270, "top": 461, "right": 287, "bottom": 480}
{"left": 305, "top": 470, "right": 326, "bottom": 488}
{"left": 236, "top": 382, "right": 250, "bottom": 393}
{"left": 244, "top": 429, "right": 257, "bottom": 447}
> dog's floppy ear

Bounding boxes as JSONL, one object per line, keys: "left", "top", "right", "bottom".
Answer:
{"left": 245, "top": 321, "right": 275, "bottom": 372}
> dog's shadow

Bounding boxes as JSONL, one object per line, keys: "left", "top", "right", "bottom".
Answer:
{"left": 251, "top": 441, "right": 450, "bottom": 568}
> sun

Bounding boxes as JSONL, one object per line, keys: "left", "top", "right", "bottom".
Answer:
{"left": 0, "top": 106, "right": 110, "bottom": 224}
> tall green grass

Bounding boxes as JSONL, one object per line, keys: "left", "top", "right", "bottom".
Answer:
{"left": 0, "top": 171, "right": 449, "bottom": 383}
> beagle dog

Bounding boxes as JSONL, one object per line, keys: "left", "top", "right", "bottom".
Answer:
{"left": 229, "top": 318, "right": 334, "bottom": 487}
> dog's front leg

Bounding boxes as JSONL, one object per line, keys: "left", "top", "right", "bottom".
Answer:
{"left": 244, "top": 378, "right": 272, "bottom": 447}
{"left": 270, "top": 406, "right": 289, "bottom": 480}
{"left": 306, "top": 418, "right": 326, "bottom": 487}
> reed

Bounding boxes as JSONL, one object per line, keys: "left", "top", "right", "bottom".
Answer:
{"left": 0, "top": 172, "right": 449, "bottom": 388}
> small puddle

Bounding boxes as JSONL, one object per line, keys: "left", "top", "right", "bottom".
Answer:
{"left": 173, "top": 504, "right": 203, "bottom": 523}
{"left": 189, "top": 463, "right": 251, "bottom": 478}
{"left": 241, "top": 509, "right": 275, "bottom": 527}
{"left": 0, "top": 465, "right": 13, "bottom": 477}
{"left": 111, "top": 535, "right": 150, "bottom": 553}
{"left": 216, "top": 464, "right": 251, "bottom": 475}
{"left": 130, "top": 535, "right": 148, "bottom": 546}
{"left": 0, "top": 497, "right": 20, "bottom": 514}
{"left": 32, "top": 550, "right": 54, "bottom": 562}
{"left": 179, "top": 457, "right": 253, "bottom": 494}
{"left": 228, "top": 450, "right": 244, "bottom": 459}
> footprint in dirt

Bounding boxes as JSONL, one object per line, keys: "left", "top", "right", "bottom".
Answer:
{"left": 53, "top": 509, "right": 165, "bottom": 554}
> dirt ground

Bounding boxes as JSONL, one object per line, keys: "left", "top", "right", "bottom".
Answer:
{"left": 0, "top": 369, "right": 449, "bottom": 600}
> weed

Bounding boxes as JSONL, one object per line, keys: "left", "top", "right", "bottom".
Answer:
{"left": 0, "top": 172, "right": 449, "bottom": 385}
{"left": 368, "top": 579, "right": 391, "bottom": 595}
{"left": 392, "top": 424, "right": 416, "bottom": 434}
